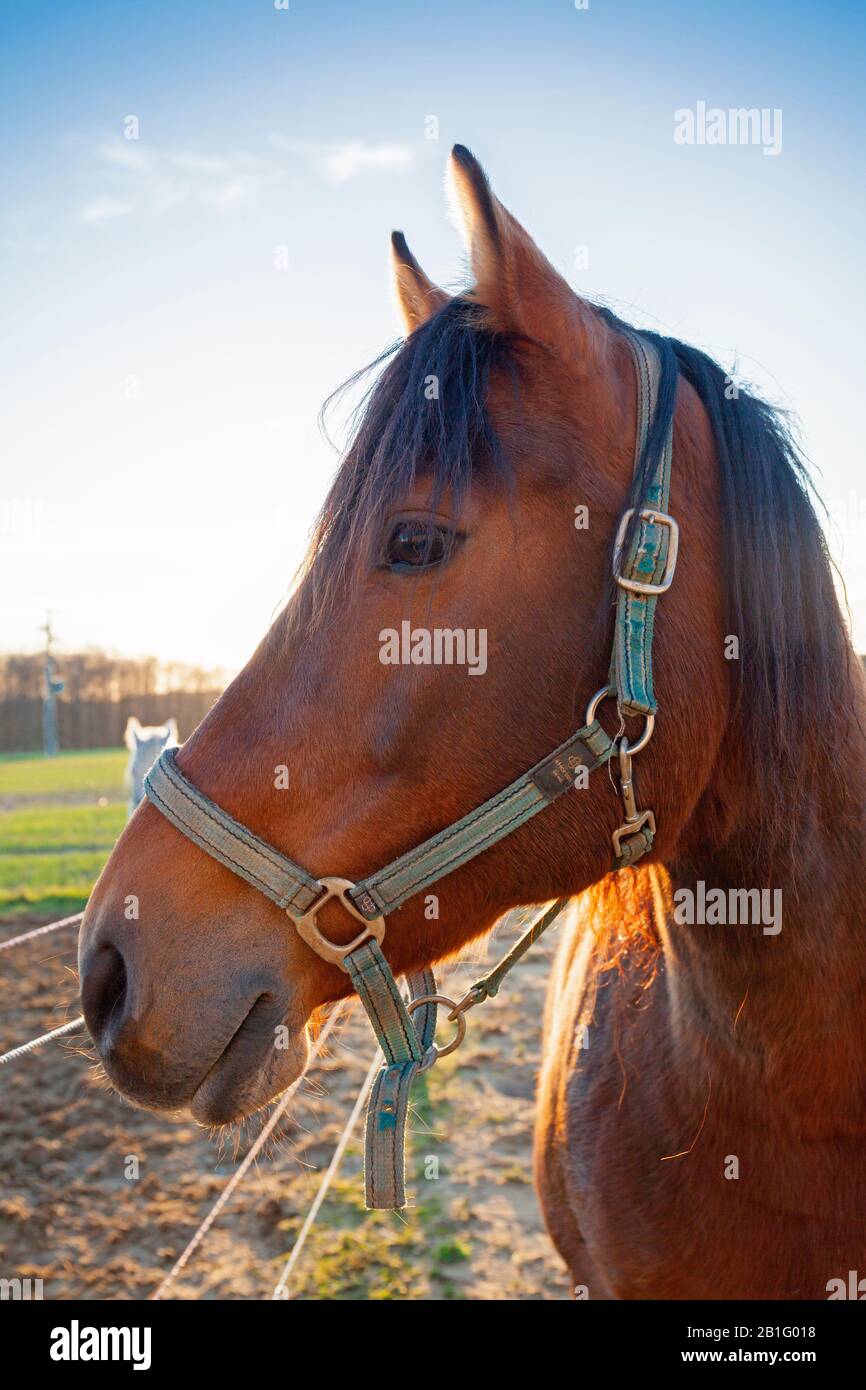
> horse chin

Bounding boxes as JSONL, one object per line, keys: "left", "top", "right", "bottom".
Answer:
{"left": 189, "top": 1021, "right": 309, "bottom": 1127}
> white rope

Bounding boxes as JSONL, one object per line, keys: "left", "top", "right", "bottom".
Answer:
{"left": 0, "top": 912, "right": 83, "bottom": 952}
{"left": 271, "top": 1046, "right": 380, "bottom": 1299}
{"left": 0, "top": 914, "right": 86, "bottom": 1064}
{"left": 0, "top": 1015, "right": 85, "bottom": 1065}
{"left": 151, "top": 1002, "right": 348, "bottom": 1301}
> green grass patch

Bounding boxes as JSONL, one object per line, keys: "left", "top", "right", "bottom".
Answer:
{"left": 0, "top": 751, "right": 127, "bottom": 921}
{"left": 0, "top": 887, "right": 94, "bottom": 922}
{"left": 0, "top": 802, "right": 126, "bottom": 852}
{"left": 432, "top": 1236, "right": 471, "bottom": 1264}
{"left": 0, "top": 848, "right": 112, "bottom": 920}
{"left": 0, "top": 748, "right": 127, "bottom": 800}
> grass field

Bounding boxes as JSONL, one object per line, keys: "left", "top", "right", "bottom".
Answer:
{"left": 0, "top": 749, "right": 127, "bottom": 922}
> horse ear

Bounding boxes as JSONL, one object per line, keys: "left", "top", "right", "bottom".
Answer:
{"left": 164, "top": 718, "right": 179, "bottom": 746}
{"left": 390, "top": 230, "right": 448, "bottom": 334}
{"left": 447, "top": 144, "right": 607, "bottom": 369}
{"left": 124, "top": 716, "right": 141, "bottom": 750}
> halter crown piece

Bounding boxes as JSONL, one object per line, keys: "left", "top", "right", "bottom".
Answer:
{"left": 144, "top": 331, "right": 677, "bottom": 1210}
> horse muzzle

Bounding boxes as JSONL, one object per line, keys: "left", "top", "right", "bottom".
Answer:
{"left": 80, "top": 914, "right": 305, "bottom": 1123}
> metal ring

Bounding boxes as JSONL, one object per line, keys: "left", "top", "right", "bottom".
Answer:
{"left": 622, "top": 714, "right": 655, "bottom": 758}
{"left": 406, "top": 994, "right": 467, "bottom": 1059}
{"left": 586, "top": 686, "right": 655, "bottom": 758}
{"left": 290, "top": 877, "right": 385, "bottom": 972}
{"left": 585, "top": 684, "right": 616, "bottom": 726}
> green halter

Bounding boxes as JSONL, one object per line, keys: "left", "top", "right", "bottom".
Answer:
{"left": 144, "top": 329, "right": 677, "bottom": 1210}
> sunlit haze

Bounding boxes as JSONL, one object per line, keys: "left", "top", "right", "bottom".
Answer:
{"left": 3, "top": 0, "right": 865, "bottom": 674}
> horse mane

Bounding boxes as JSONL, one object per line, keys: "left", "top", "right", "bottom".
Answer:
{"left": 600, "top": 309, "right": 854, "bottom": 864}
{"left": 290, "top": 297, "right": 516, "bottom": 631}
{"left": 290, "top": 296, "right": 855, "bottom": 863}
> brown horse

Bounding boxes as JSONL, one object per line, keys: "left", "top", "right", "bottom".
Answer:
{"left": 79, "top": 146, "right": 866, "bottom": 1300}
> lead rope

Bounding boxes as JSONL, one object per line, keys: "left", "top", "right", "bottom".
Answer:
{"left": 448, "top": 898, "right": 569, "bottom": 1016}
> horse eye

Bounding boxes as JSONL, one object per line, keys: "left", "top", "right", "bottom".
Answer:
{"left": 383, "top": 520, "right": 456, "bottom": 572}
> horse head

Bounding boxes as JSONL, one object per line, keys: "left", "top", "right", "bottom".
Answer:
{"left": 80, "top": 147, "right": 729, "bottom": 1125}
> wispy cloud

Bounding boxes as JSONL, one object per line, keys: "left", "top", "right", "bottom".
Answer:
{"left": 74, "top": 133, "right": 416, "bottom": 228}
{"left": 320, "top": 141, "right": 415, "bottom": 182}
{"left": 78, "top": 195, "right": 134, "bottom": 225}
{"left": 268, "top": 135, "right": 416, "bottom": 183}
{"left": 76, "top": 138, "right": 283, "bottom": 225}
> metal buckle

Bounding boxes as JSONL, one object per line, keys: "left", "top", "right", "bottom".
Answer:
{"left": 291, "top": 877, "right": 385, "bottom": 971}
{"left": 613, "top": 508, "right": 679, "bottom": 596}
{"left": 612, "top": 809, "right": 656, "bottom": 861}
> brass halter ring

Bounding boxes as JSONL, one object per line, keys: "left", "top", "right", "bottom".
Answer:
{"left": 585, "top": 684, "right": 655, "bottom": 757}
{"left": 291, "top": 877, "right": 385, "bottom": 972}
{"left": 406, "top": 993, "right": 467, "bottom": 1059}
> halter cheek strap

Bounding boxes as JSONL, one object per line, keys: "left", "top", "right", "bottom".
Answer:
{"left": 610, "top": 332, "right": 677, "bottom": 720}
{"left": 143, "top": 328, "right": 677, "bottom": 1210}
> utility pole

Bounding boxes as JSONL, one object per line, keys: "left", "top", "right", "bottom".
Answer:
{"left": 41, "top": 613, "right": 64, "bottom": 757}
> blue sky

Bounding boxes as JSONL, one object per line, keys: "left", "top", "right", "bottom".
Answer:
{"left": 2, "top": 0, "right": 865, "bottom": 670}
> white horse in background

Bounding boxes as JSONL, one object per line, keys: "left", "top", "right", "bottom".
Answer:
{"left": 124, "top": 717, "right": 178, "bottom": 817}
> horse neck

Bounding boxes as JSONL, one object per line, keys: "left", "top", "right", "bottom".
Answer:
{"left": 665, "top": 656, "right": 866, "bottom": 1116}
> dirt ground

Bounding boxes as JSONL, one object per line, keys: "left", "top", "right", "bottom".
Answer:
{"left": 0, "top": 911, "right": 571, "bottom": 1301}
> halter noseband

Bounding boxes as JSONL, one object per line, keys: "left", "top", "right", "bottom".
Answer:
{"left": 144, "top": 330, "right": 677, "bottom": 1209}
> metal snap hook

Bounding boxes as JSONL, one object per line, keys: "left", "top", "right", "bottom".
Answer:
{"left": 612, "top": 734, "right": 657, "bottom": 861}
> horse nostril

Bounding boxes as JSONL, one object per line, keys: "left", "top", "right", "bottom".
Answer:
{"left": 81, "top": 942, "right": 128, "bottom": 1047}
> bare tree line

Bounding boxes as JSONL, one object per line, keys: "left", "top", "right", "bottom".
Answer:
{"left": 0, "top": 651, "right": 226, "bottom": 752}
